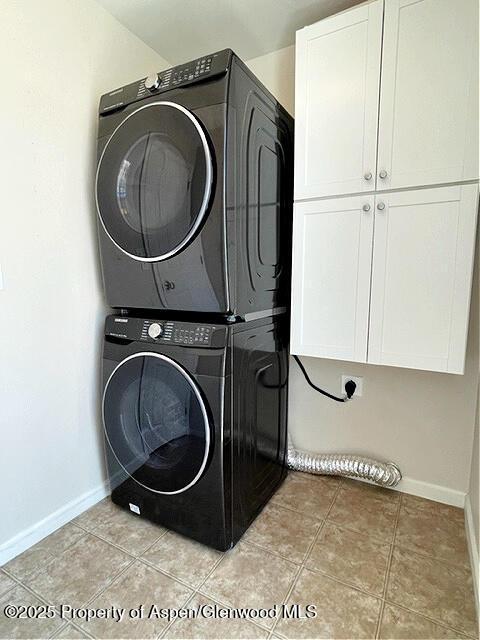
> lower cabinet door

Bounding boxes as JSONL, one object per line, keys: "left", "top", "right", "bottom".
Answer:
{"left": 290, "top": 195, "right": 374, "bottom": 361}
{"left": 368, "top": 184, "right": 478, "bottom": 374}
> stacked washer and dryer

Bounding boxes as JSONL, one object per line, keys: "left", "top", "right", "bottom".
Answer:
{"left": 95, "top": 49, "right": 294, "bottom": 551}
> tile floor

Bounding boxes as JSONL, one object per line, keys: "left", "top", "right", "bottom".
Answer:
{"left": 0, "top": 473, "right": 477, "bottom": 639}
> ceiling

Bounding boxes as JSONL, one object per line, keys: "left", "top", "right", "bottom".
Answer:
{"left": 96, "top": 0, "right": 362, "bottom": 65}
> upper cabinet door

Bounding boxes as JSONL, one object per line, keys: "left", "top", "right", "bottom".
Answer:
{"left": 290, "top": 195, "right": 374, "bottom": 362}
{"left": 377, "top": 0, "right": 479, "bottom": 191}
{"left": 294, "top": 1, "right": 383, "bottom": 200}
{"left": 368, "top": 184, "right": 478, "bottom": 374}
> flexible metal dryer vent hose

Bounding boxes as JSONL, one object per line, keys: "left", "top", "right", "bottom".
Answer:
{"left": 287, "top": 437, "right": 402, "bottom": 487}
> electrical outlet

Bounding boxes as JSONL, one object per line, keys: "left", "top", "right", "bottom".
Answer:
{"left": 341, "top": 375, "right": 363, "bottom": 397}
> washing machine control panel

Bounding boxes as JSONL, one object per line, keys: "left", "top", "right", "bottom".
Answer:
{"left": 105, "top": 316, "right": 227, "bottom": 348}
{"left": 99, "top": 49, "right": 232, "bottom": 114}
{"left": 142, "top": 320, "right": 214, "bottom": 346}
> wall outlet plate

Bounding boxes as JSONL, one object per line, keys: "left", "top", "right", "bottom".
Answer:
{"left": 341, "top": 375, "right": 363, "bottom": 397}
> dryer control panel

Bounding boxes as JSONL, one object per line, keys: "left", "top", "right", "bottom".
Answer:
{"left": 105, "top": 315, "right": 228, "bottom": 348}
{"left": 99, "top": 49, "right": 232, "bottom": 114}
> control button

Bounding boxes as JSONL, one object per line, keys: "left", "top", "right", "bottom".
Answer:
{"left": 148, "top": 323, "right": 163, "bottom": 339}
{"left": 145, "top": 73, "right": 161, "bottom": 91}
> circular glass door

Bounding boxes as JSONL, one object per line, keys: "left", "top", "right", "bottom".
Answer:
{"left": 103, "top": 352, "right": 211, "bottom": 494}
{"left": 96, "top": 101, "right": 213, "bottom": 262}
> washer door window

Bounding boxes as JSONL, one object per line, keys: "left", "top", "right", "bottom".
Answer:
{"left": 96, "top": 102, "right": 213, "bottom": 262}
{"left": 103, "top": 353, "right": 210, "bottom": 494}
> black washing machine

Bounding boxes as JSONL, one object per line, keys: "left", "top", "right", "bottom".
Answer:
{"left": 102, "top": 313, "right": 288, "bottom": 550}
{"left": 95, "top": 49, "right": 294, "bottom": 319}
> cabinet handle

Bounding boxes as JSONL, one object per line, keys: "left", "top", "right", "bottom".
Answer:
{"left": 377, "top": 202, "right": 386, "bottom": 211}
{"left": 362, "top": 204, "right": 371, "bottom": 212}
{"left": 364, "top": 172, "right": 372, "bottom": 181}
{"left": 379, "top": 170, "right": 388, "bottom": 179}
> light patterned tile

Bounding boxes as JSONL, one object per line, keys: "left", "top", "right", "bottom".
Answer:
{"left": 167, "top": 593, "right": 268, "bottom": 639}
{"left": 387, "top": 546, "right": 477, "bottom": 637}
{"left": 328, "top": 479, "right": 399, "bottom": 542}
{"left": 402, "top": 494, "right": 466, "bottom": 521}
{"left": 202, "top": 542, "right": 297, "bottom": 628}
{"left": 244, "top": 503, "right": 320, "bottom": 563}
{"left": 4, "top": 524, "right": 85, "bottom": 582}
{"left": 2, "top": 484, "right": 475, "bottom": 640}
{"left": 28, "top": 534, "right": 131, "bottom": 608}
{"left": 306, "top": 521, "right": 390, "bottom": 595}
{"left": 78, "top": 561, "right": 192, "bottom": 639}
{"left": 142, "top": 530, "right": 222, "bottom": 588}
{"left": 0, "top": 584, "right": 63, "bottom": 639}
{"left": 396, "top": 496, "right": 469, "bottom": 566}
{"left": 75, "top": 498, "right": 165, "bottom": 556}
{"left": 379, "top": 603, "right": 469, "bottom": 639}
{"left": 73, "top": 498, "right": 116, "bottom": 531}
{"left": 91, "top": 510, "right": 165, "bottom": 556}
{"left": 276, "top": 567, "right": 381, "bottom": 639}
{"left": 341, "top": 478, "right": 400, "bottom": 505}
{"left": 272, "top": 471, "right": 338, "bottom": 517}
{"left": 0, "top": 570, "right": 16, "bottom": 598}
{"left": 51, "top": 623, "right": 91, "bottom": 638}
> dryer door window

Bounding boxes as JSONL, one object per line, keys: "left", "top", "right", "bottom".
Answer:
{"left": 103, "top": 353, "right": 211, "bottom": 494}
{"left": 96, "top": 102, "right": 213, "bottom": 262}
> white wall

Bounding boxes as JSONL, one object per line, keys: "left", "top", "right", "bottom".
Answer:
{"left": 247, "top": 46, "right": 295, "bottom": 115}
{"left": 0, "top": 0, "right": 169, "bottom": 561}
{"left": 247, "top": 46, "right": 480, "bottom": 504}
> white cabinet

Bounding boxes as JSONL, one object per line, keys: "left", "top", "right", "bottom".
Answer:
{"left": 291, "top": 185, "right": 478, "bottom": 373}
{"left": 294, "top": 1, "right": 383, "bottom": 199}
{"left": 368, "top": 184, "right": 478, "bottom": 373}
{"left": 292, "top": 0, "right": 479, "bottom": 373}
{"left": 295, "top": 0, "right": 479, "bottom": 200}
{"left": 290, "top": 195, "right": 374, "bottom": 361}
{"left": 377, "top": 0, "right": 479, "bottom": 191}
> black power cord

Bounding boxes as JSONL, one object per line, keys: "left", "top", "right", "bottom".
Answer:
{"left": 293, "top": 355, "right": 356, "bottom": 403}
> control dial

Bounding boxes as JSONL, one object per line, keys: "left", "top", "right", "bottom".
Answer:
{"left": 148, "top": 323, "right": 163, "bottom": 339}
{"left": 145, "top": 73, "right": 161, "bottom": 91}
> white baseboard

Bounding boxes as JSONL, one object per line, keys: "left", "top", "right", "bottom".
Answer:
{"left": 0, "top": 482, "right": 109, "bottom": 566}
{"left": 305, "top": 470, "right": 466, "bottom": 507}
{"left": 392, "top": 475, "right": 466, "bottom": 508}
{"left": 465, "top": 495, "right": 479, "bottom": 617}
